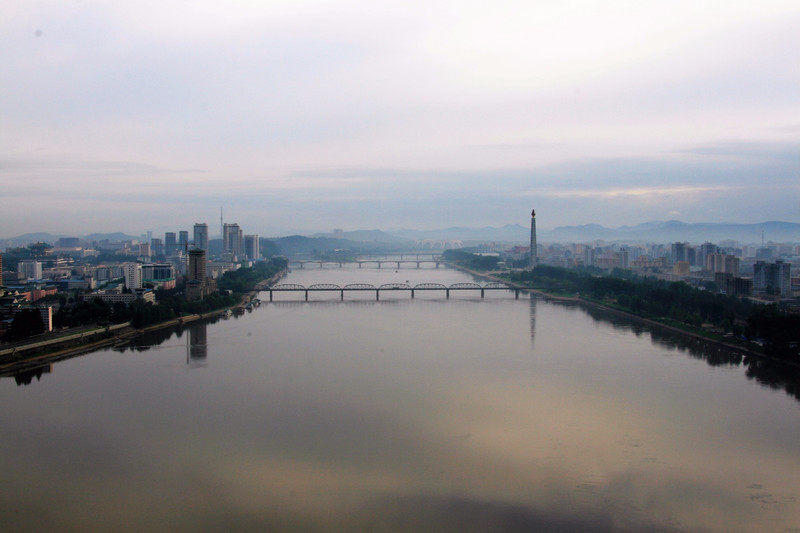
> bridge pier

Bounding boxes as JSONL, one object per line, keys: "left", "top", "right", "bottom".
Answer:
{"left": 358, "top": 263, "right": 362, "bottom": 268}
{"left": 446, "top": 289, "right": 450, "bottom": 299}
{"left": 411, "top": 289, "right": 415, "bottom": 299}
{"left": 269, "top": 290, "right": 273, "bottom": 302}
{"left": 397, "top": 262, "right": 401, "bottom": 268}
{"left": 515, "top": 289, "right": 519, "bottom": 299}
{"left": 340, "top": 290, "right": 344, "bottom": 301}
{"left": 481, "top": 289, "right": 484, "bottom": 298}
{"left": 376, "top": 290, "right": 380, "bottom": 301}
{"left": 416, "top": 262, "right": 420, "bottom": 268}
{"left": 305, "top": 290, "right": 309, "bottom": 301}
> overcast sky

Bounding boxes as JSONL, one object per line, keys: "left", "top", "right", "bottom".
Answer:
{"left": 1, "top": 0, "right": 798, "bottom": 238}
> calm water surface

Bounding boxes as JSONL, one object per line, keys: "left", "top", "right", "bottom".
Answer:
{"left": 2, "top": 265, "right": 799, "bottom": 532}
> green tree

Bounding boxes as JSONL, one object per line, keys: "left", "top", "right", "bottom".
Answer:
{"left": 6, "top": 309, "right": 45, "bottom": 341}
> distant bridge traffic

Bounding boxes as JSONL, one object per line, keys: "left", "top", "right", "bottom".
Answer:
{"left": 288, "top": 258, "right": 442, "bottom": 269}
{"left": 264, "top": 281, "right": 521, "bottom": 301}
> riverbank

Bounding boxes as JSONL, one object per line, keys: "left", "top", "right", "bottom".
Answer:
{"left": 445, "top": 262, "right": 797, "bottom": 368}
{"left": 0, "top": 268, "right": 289, "bottom": 375}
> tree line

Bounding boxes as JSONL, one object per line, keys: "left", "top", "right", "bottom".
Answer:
{"left": 48, "top": 258, "right": 287, "bottom": 332}
{"left": 501, "top": 265, "right": 798, "bottom": 361}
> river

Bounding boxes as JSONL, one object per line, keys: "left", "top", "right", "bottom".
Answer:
{"left": 2, "top": 264, "right": 799, "bottom": 532}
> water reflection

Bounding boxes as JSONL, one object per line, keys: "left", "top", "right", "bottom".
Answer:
{"left": 578, "top": 302, "right": 800, "bottom": 401}
{"left": 2, "top": 364, "right": 53, "bottom": 386}
{"left": 3, "top": 277, "right": 800, "bottom": 531}
{"left": 187, "top": 322, "right": 208, "bottom": 368}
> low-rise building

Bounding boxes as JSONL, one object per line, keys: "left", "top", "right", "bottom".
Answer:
{"left": 88, "top": 288, "right": 156, "bottom": 305}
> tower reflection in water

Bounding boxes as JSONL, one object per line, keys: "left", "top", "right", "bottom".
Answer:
{"left": 186, "top": 322, "right": 208, "bottom": 368}
{"left": 529, "top": 296, "right": 537, "bottom": 347}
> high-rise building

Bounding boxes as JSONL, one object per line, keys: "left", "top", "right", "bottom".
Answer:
{"left": 671, "top": 242, "right": 687, "bottom": 263}
{"left": 223, "top": 223, "right": 243, "bottom": 257}
{"left": 619, "top": 247, "right": 630, "bottom": 269}
{"left": 188, "top": 249, "right": 207, "bottom": 282}
{"left": 165, "top": 232, "right": 177, "bottom": 256}
{"left": 186, "top": 249, "right": 208, "bottom": 302}
{"left": 699, "top": 242, "right": 717, "bottom": 268}
{"left": 706, "top": 254, "right": 740, "bottom": 276}
{"left": 150, "top": 238, "right": 163, "bottom": 256}
{"left": 753, "top": 260, "right": 791, "bottom": 297}
{"left": 584, "top": 247, "right": 595, "bottom": 267}
{"left": 529, "top": 209, "right": 538, "bottom": 269}
{"left": 244, "top": 235, "right": 260, "bottom": 260}
{"left": 193, "top": 223, "right": 209, "bottom": 251}
{"left": 178, "top": 230, "right": 189, "bottom": 251}
{"left": 123, "top": 263, "right": 142, "bottom": 290}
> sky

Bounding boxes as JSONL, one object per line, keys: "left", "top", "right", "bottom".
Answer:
{"left": 1, "top": 0, "right": 798, "bottom": 238}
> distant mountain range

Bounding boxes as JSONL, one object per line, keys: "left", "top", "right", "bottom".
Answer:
{"left": 2, "top": 221, "right": 798, "bottom": 248}
{"left": 389, "top": 224, "right": 528, "bottom": 243}
{"left": 0, "top": 232, "right": 138, "bottom": 247}
{"left": 388, "top": 221, "right": 799, "bottom": 244}
{"left": 540, "top": 220, "right": 800, "bottom": 244}
{"left": 310, "top": 229, "right": 407, "bottom": 242}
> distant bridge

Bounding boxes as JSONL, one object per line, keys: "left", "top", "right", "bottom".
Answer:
{"left": 288, "top": 259, "right": 441, "bottom": 269}
{"left": 264, "top": 281, "right": 521, "bottom": 301}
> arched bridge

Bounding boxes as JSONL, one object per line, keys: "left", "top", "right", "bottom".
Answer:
{"left": 265, "top": 281, "right": 521, "bottom": 301}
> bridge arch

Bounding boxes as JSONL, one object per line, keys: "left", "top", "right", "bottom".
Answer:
{"left": 449, "top": 282, "right": 482, "bottom": 289}
{"left": 413, "top": 283, "right": 447, "bottom": 289}
{"left": 344, "top": 283, "right": 376, "bottom": 290}
{"left": 379, "top": 283, "right": 411, "bottom": 290}
{"left": 308, "top": 283, "right": 342, "bottom": 290}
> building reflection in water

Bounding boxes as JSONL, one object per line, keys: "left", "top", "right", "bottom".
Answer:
{"left": 187, "top": 322, "right": 208, "bottom": 368}
{"left": 4, "top": 364, "right": 53, "bottom": 386}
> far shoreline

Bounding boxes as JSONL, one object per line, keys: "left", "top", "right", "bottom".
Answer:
{"left": 444, "top": 261, "right": 800, "bottom": 369}
{"left": 0, "top": 268, "right": 288, "bottom": 375}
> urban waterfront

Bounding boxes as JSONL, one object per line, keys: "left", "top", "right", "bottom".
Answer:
{"left": 2, "top": 265, "right": 799, "bottom": 532}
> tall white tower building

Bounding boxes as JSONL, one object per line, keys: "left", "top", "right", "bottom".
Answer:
{"left": 123, "top": 263, "right": 142, "bottom": 290}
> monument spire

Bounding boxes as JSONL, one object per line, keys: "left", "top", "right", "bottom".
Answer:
{"left": 530, "top": 209, "right": 538, "bottom": 269}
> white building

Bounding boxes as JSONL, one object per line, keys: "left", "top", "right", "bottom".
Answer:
{"left": 18, "top": 260, "right": 43, "bottom": 280}
{"left": 123, "top": 263, "right": 142, "bottom": 290}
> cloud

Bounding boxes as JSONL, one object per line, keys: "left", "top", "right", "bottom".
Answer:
{"left": 0, "top": 1, "right": 798, "bottom": 235}
{"left": 530, "top": 185, "right": 745, "bottom": 199}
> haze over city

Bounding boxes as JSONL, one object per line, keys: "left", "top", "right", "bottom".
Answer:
{"left": 2, "top": 1, "right": 798, "bottom": 237}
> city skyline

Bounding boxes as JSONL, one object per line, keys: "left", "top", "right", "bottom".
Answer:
{"left": 1, "top": 1, "right": 798, "bottom": 236}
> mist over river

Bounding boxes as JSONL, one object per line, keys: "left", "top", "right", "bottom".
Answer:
{"left": 2, "top": 264, "right": 799, "bottom": 532}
